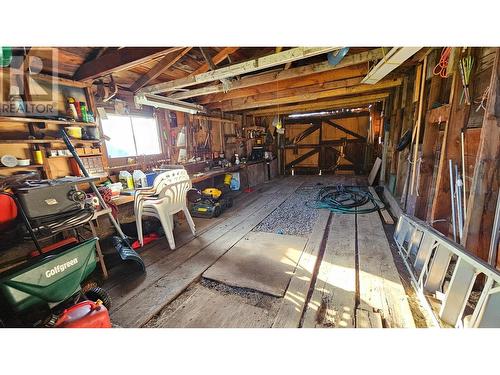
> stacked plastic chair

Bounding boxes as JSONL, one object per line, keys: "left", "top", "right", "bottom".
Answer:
{"left": 134, "top": 168, "right": 196, "bottom": 249}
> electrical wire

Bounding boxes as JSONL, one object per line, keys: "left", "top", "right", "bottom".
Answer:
{"left": 433, "top": 47, "right": 452, "bottom": 78}
{"left": 296, "top": 184, "right": 385, "bottom": 214}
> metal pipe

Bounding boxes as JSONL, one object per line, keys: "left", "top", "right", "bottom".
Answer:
{"left": 460, "top": 131, "right": 467, "bottom": 219}
{"left": 60, "top": 130, "right": 127, "bottom": 239}
{"left": 455, "top": 164, "right": 464, "bottom": 242}
{"left": 449, "top": 159, "right": 457, "bottom": 242}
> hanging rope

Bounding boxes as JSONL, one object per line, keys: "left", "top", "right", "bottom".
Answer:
{"left": 475, "top": 85, "right": 490, "bottom": 112}
{"left": 433, "top": 47, "right": 452, "bottom": 78}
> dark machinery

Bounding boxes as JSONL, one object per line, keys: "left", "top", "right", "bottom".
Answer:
{"left": 187, "top": 188, "right": 233, "bottom": 218}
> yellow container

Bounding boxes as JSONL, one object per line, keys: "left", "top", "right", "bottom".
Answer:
{"left": 224, "top": 173, "right": 232, "bottom": 185}
{"left": 33, "top": 150, "right": 43, "bottom": 165}
{"left": 64, "top": 126, "right": 82, "bottom": 139}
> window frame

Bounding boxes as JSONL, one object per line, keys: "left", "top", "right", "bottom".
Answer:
{"left": 100, "top": 113, "right": 164, "bottom": 161}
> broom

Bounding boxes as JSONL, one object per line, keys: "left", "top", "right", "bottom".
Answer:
{"left": 60, "top": 130, "right": 145, "bottom": 272}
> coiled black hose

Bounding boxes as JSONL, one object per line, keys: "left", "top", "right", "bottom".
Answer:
{"left": 297, "top": 185, "right": 384, "bottom": 214}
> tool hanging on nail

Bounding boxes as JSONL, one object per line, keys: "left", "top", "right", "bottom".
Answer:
{"left": 459, "top": 53, "right": 474, "bottom": 105}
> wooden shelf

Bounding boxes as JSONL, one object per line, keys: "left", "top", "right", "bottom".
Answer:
{"left": 0, "top": 116, "right": 96, "bottom": 127}
{"left": 0, "top": 139, "right": 101, "bottom": 144}
{"left": 48, "top": 153, "right": 102, "bottom": 159}
{"left": 0, "top": 165, "right": 43, "bottom": 171}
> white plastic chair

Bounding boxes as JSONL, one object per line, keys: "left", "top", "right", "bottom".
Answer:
{"left": 134, "top": 168, "right": 195, "bottom": 249}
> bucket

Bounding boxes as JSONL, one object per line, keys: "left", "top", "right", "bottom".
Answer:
{"left": 146, "top": 172, "right": 158, "bottom": 187}
{"left": 224, "top": 173, "right": 232, "bottom": 185}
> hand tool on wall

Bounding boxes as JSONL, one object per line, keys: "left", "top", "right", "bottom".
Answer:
{"left": 60, "top": 130, "right": 145, "bottom": 272}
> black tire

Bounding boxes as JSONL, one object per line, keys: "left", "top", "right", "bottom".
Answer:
{"left": 85, "top": 287, "right": 112, "bottom": 310}
{"left": 81, "top": 280, "right": 98, "bottom": 293}
{"left": 226, "top": 197, "right": 233, "bottom": 208}
{"left": 213, "top": 205, "right": 222, "bottom": 218}
{"left": 396, "top": 129, "right": 412, "bottom": 151}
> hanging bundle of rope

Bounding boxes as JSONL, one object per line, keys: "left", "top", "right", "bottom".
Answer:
{"left": 433, "top": 47, "right": 452, "bottom": 78}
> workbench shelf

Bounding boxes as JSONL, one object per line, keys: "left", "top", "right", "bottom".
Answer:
{"left": 0, "top": 116, "right": 96, "bottom": 127}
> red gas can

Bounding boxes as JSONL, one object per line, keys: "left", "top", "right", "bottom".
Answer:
{"left": 55, "top": 300, "right": 111, "bottom": 328}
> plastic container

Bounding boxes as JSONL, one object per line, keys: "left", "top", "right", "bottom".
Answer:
{"left": 145, "top": 172, "right": 158, "bottom": 187}
{"left": 108, "top": 182, "right": 123, "bottom": 197}
{"left": 65, "top": 126, "right": 82, "bottom": 139}
{"left": 55, "top": 300, "right": 111, "bottom": 328}
{"left": 119, "top": 170, "right": 134, "bottom": 189}
{"left": 16, "top": 159, "right": 30, "bottom": 166}
{"left": 133, "top": 170, "right": 147, "bottom": 189}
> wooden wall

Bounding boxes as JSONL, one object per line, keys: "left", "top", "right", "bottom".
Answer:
{"left": 382, "top": 47, "right": 500, "bottom": 267}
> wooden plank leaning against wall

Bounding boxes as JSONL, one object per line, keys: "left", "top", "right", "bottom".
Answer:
{"left": 463, "top": 48, "right": 500, "bottom": 265}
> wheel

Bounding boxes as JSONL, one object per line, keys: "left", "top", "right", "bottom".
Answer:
{"left": 81, "top": 280, "right": 98, "bottom": 293}
{"left": 226, "top": 197, "right": 233, "bottom": 208}
{"left": 85, "top": 287, "right": 111, "bottom": 310}
{"left": 213, "top": 205, "right": 222, "bottom": 218}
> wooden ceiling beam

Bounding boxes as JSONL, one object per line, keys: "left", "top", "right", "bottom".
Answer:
{"left": 190, "top": 47, "right": 239, "bottom": 76}
{"left": 73, "top": 47, "right": 184, "bottom": 81}
{"left": 129, "top": 47, "right": 192, "bottom": 92}
{"left": 215, "top": 77, "right": 402, "bottom": 112}
{"left": 139, "top": 47, "right": 340, "bottom": 94}
{"left": 197, "top": 65, "right": 368, "bottom": 104}
{"left": 168, "top": 48, "right": 384, "bottom": 101}
{"left": 246, "top": 92, "right": 389, "bottom": 116}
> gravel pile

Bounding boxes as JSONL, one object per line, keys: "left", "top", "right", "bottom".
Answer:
{"left": 201, "top": 279, "right": 279, "bottom": 310}
{"left": 253, "top": 181, "right": 324, "bottom": 237}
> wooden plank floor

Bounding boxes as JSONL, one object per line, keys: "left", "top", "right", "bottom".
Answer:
{"left": 107, "top": 174, "right": 418, "bottom": 328}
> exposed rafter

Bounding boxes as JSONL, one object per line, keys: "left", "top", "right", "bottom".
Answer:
{"left": 168, "top": 48, "right": 384, "bottom": 101}
{"left": 129, "top": 47, "right": 192, "bottom": 92}
{"left": 138, "top": 47, "right": 340, "bottom": 94}
{"left": 216, "top": 77, "right": 402, "bottom": 112}
{"left": 73, "top": 47, "right": 184, "bottom": 81}
{"left": 190, "top": 47, "right": 239, "bottom": 76}
{"left": 246, "top": 92, "right": 389, "bottom": 116}
{"left": 197, "top": 65, "right": 368, "bottom": 105}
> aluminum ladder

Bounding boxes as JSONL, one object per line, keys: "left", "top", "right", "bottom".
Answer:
{"left": 394, "top": 214, "right": 500, "bottom": 328}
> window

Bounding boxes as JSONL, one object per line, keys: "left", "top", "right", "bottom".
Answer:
{"left": 101, "top": 114, "right": 161, "bottom": 158}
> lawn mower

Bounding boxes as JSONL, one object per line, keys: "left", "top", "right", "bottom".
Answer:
{"left": 0, "top": 237, "right": 111, "bottom": 328}
{"left": 187, "top": 187, "right": 233, "bottom": 218}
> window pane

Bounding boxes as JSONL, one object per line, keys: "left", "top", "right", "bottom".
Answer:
{"left": 101, "top": 115, "right": 136, "bottom": 157}
{"left": 131, "top": 116, "right": 161, "bottom": 155}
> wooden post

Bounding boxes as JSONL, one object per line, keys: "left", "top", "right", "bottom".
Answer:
{"left": 430, "top": 54, "right": 471, "bottom": 235}
{"left": 410, "top": 56, "right": 428, "bottom": 195}
{"left": 414, "top": 74, "right": 443, "bottom": 219}
{"left": 462, "top": 47, "right": 500, "bottom": 262}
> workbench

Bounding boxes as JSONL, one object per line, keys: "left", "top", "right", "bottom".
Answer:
{"left": 107, "top": 159, "right": 277, "bottom": 214}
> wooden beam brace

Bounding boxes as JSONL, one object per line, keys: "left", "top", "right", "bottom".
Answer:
{"left": 73, "top": 47, "right": 184, "bottom": 81}
{"left": 283, "top": 138, "right": 366, "bottom": 148}
{"left": 190, "top": 47, "right": 239, "bottom": 76}
{"left": 282, "top": 111, "right": 370, "bottom": 124}
{"left": 216, "top": 77, "right": 402, "bottom": 112}
{"left": 324, "top": 119, "right": 366, "bottom": 140}
{"left": 248, "top": 93, "right": 390, "bottom": 116}
{"left": 285, "top": 148, "right": 319, "bottom": 169}
{"left": 139, "top": 47, "right": 341, "bottom": 94}
{"left": 287, "top": 124, "right": 320, "bottom": 145}
{"left": 129, "top": 47, "right": 192, "bottom": 92}
{"left": 169, "top": 48, "right": 385, "bottom": 101}
{"left": 463, "top": 47, "right": 500, "bottom": 262}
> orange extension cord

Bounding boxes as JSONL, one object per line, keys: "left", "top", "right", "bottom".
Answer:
{"left": 433, "top": 47, "right": 452, "bottom": 78}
